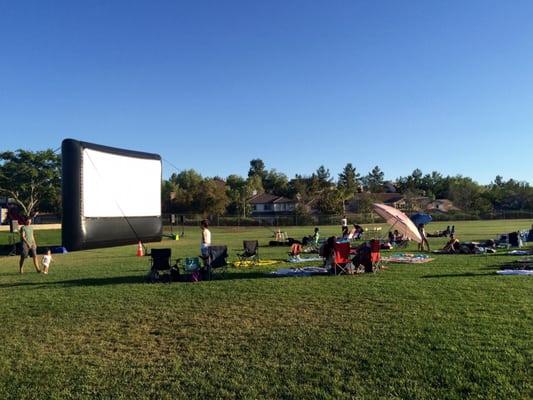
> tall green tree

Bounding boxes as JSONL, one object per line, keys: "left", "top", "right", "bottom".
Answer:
{"left": 248, "top": 159, "right": 267, "bottom": 180}
{"left": 337, "top": 163, "right": 361, "bottom": 213}
{"left": 0, "top": 149, "right": 61, "bottom": 215}
{"left": 226, "top": 174, "right": 253, "bottom": 217}
{"left": 287, "top": 175, "right": 312, "bottom": 201}
{"left": 161, "top": 180, "right": 178, "bottom": 213}
{"left": 447, "top": 176, "right": 493, "bottom": 215}
{"left": 316, "top": 188, "right": 344, "bottom": 215}
{"left": 168, "top": 169, "right": 203, "bottom": 212}
{"left": 170, "top": 169, "right": 203, "bottom": 190}
{"left": 363, "top": 166, "right": 385, "bottom": 193}
{"left": 337, "top": 163, "right": 361, "bottom": 193}
{"left": 263, "top": 169, "right": 289, "bottom": 196}
{"left": 194, "top": 178, "right": 229, "bottom": 217}
{"left": 246, "top": 174, "right": 264, "bottom": 195}
{"left": 311, "top": 165, "right": 333, "bottom": 192}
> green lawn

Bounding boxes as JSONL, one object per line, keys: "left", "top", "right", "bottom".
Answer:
{"left": 0, "top": 220, "right": 531, "bottom": 399}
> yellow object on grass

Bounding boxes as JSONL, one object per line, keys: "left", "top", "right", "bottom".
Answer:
{"left": 233, "top": 259, "right": 279, "bottom": 268}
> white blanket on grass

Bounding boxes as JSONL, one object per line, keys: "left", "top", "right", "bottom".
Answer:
{"left": 496, "top": 269, "right": 533, "bottom": 275}
{"left": 270, "top": 267, "right": 329, "bottom": 277}
{"left": 287, "top": 256, "right": 324, "bottom": 263}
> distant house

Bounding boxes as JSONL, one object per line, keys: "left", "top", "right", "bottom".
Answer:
{"left": 351, "top": 193, "right": 433, "bottom": 213}
{"left": 425, "top": 199, "right": 459, "bottom": 213}
{"left": 383, "top": 181, "right": 397, "bottom": 193}
{"left": 248, "top": 193, "right": 296, "bottom": 222}
{"left": 374, "top": 193, "right": 406, "bottom": 208}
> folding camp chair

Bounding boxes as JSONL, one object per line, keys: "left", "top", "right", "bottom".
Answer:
{"left": 147, "top": 248, "right": 179, "bottom": 282}
{"left": 370, "top": 240, "right": 382, "bottom": 272}
{"left": 394, "top": 239, "right": 409, "bottom": 249}
{"left": 333, "top": 242, "right": 351, "bottom": 275}
{"left": 205, "top": 245, "right": 228, "bottom": 280}
{"left": 289, "top": 243, "right": 302, "bottom": 257}
{"left": 237, "top": 240, "right": 259, "bottom": 266}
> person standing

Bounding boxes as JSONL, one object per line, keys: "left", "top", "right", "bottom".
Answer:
{"left": 341, "top": 215, "right": 348, "bottom": 234}
{"left": 19, "top": 217, "right": 41, "bottom": 274}
{"left": 418, "top": 223, "right": 430, "bottom": 252}
{"left": 200, "top": 219, "right": 211, "bottom": 257}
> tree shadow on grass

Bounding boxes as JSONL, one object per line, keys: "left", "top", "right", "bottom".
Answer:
{"left": 421, "top": 272, "right": 497, "bottom": 279}
{"left": 0, "top": 275, "right": 147, "bottom": 289}
{"left": 0, "top": 270, "right": 273, "bottom": 289}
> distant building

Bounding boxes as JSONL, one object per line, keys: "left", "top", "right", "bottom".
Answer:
{"left": 248, "top": 193, "right": 296, "bottom": 222}
{"left": 425, "top": 199, "right": 459, "bottom": 213}
{"left": 383, "top": 181, "right": 397, "bottom": 193}
{"left": 351, "top": 193, "right": 436, "bottom": 213}
{"left": 369, "top": 193, "right": 408, "bottom": 209}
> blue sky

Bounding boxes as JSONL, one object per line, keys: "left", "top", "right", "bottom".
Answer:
{"left": 1, "top": 0, "right": 532, "bottom": 184}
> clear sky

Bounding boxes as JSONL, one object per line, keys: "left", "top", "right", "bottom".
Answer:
{"left": 1, "top": 0, "right": 532, "bottom": 184}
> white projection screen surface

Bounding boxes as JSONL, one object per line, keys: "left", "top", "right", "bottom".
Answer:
{"left": 82, "top": 149, "right": 161, "bottom": 218}
{"left": 62, "top": 139, "right": 163, "bottom": 251}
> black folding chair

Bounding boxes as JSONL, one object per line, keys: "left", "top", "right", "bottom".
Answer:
{"left": 147, "top": 248, "right": 179, "bottom": 283}
{"left": 237, "top": 240, "right": 259, "bottom": 266}
{"left": 205, "top": 245, "right": 228, "bottom": 280}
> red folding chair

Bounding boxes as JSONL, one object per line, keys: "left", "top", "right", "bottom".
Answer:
{"left": 333, "top": 242, "right": 351, "bottom": 275}
{"left": 370, "top": 239, "right": 382, "bottom": 271}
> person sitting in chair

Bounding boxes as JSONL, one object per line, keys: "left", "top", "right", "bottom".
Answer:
{"left": 393, "top": 230, "right": 404, "bottom": 242}
{"left": 311, "top": 227, "right": 320, "bottom": 244}
{"left": 341, "top": 226, "right": 349, "bottom": 240}
{"left": 388, "top": 231, "right": 395, "bottom": 245}
{"left": 321, "top": 236, "right": 337, "bottom": 271}
{"left": 349, "top": 224, "right": 364, "bottom": 240}
{"left": 303, "top": 227, "right": 320, "bottom": 246}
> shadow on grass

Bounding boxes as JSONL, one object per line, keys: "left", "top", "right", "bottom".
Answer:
{"left": 0, "top": 270, "right": 272, "bottom": 289}
{"left": 421, "top": 272, "right": 497, "bottom": 279}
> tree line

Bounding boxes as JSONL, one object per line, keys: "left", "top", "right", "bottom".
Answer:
{"left": 0, "top": 150, "right": 532, "bottom": 219}
{"left": 162, "top": 159, "right": 533, "bottom": 219}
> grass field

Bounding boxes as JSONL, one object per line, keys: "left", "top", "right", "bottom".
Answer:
{"left": 0, "top": 219, "right": 531, "bottom": 399}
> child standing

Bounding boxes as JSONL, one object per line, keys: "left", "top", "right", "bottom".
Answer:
{"left": 42, "top": 249, "right": 53, "bottom": 274}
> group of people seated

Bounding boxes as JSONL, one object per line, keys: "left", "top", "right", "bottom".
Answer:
{"left": 340, "top": 224, "right": 364, "bottom": 241}
{"left": 287, "top": 227, "right": 379, "bottom": 273}
{"left": 320, "top": 236, "right": 378, "bottom": 273}
{"left": 439, "top": 235, "right": 497, "bottom": 254}
{"left": 387, "top": 229, "right": 407, "bottom": 246}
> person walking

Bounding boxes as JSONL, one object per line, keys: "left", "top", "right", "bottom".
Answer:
{"left": 19, "top": 217, "right": 41, "bottom": 274}
{"left": 418, "top": 223, "right": 430, "bottom": 252}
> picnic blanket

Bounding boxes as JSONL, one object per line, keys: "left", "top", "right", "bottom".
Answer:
{"left": 507, "top": 250, "right": 533, "bottom": 256}
{"left": 497, "top": 270, "right": 533, "bottom": 276}
{"left": 269, "top": 267, "right": 329, "bottom": 277}
{"left": 382, "top": 253, "right": 434, "bottom": 264}
{"left": 287, "top": 256, "right": 323, "bottom": 263}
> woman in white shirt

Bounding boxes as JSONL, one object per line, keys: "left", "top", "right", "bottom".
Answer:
{"left": 200, "top": 220, "right": 211, "bottom": 257}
